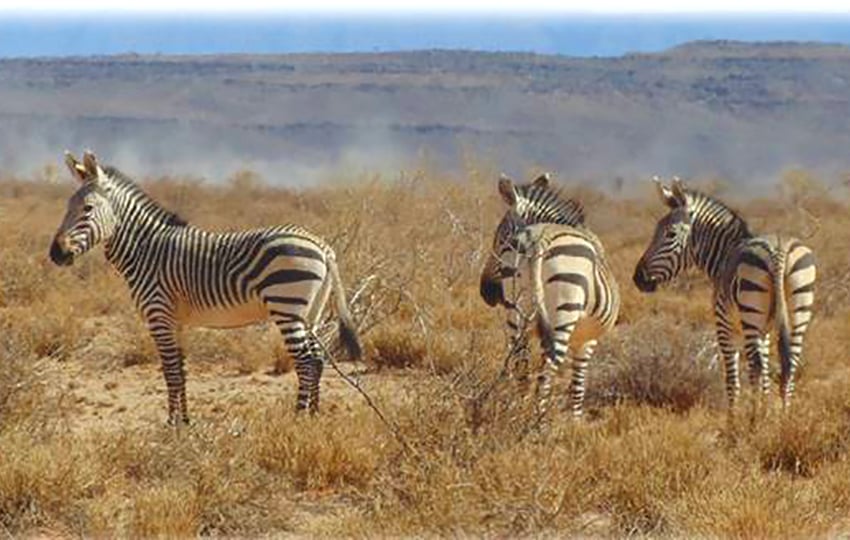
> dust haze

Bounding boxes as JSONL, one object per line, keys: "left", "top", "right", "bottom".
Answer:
{"left": 3, "top": 43, "right": 850, "bottom": 186}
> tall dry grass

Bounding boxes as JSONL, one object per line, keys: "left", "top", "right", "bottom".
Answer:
{"left": 1, "top": 163, "right": 849, "bottom": 536}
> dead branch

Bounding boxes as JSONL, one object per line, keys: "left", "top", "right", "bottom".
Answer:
{"left": 313, "top": 330, "right": 422, "bottom": 461}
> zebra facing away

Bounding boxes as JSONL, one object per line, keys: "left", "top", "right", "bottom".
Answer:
{"left": 479, "top": 174, "right": 586, "bottom": 381}
{"left": 633, "top": 177, "right": 816, "bottom": 410}
{"left": 50, "top": 151, "right": 361, "bottom": 425}
{"left": 479, "top": 174, "right": 619, "bottom": 418}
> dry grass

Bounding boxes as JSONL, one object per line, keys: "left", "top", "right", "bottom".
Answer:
{"left": 1, "top": 164, "right": 849, "bottom": 537}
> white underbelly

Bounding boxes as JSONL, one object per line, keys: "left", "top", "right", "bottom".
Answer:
{"left": 180, "top": 300, "right": 267, "bottom": 329}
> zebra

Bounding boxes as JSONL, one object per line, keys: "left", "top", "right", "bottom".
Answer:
{"left": 479, "top": 173, "right": 585, "bottom": 382}
{"left": 49, "top": 151, "right": 361, "bottom": 425}
{"left": 479, "top": 173, "right": 619, "bottom": 417}
{"left": 633, "top": 176, "right": 816, "bottom": 410}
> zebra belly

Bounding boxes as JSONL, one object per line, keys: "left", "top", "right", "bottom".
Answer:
{"left": 180, "top": 299, "right": 268, "bottom": 329}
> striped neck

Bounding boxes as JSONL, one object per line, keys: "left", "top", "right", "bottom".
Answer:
{"left": 493, "top": 182, "right": 585, "bottom": 259}
{"left": 514, "top": 183, "right": 585, "bottom": 228}
{"left": 101, "top": 167, "right": 189, "bottom": 267}
{"left": 686, "top": 191, "right": 752, "bottom": 281}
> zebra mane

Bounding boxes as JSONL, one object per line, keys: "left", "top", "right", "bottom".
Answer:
{"left": 102, "top": 166, "right": 189, "bottom": 227}
{"left": 515, "top": 181, "right": 585, "bottom": 227}
{"left": 686, "top": 188, "right": 751, "bottom": 236}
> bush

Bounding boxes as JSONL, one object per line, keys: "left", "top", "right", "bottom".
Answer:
{"left": 588, "top": 316, "right": 723, "bottom": 413}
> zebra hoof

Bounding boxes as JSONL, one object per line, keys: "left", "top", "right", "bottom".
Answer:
{"left": 166, "top": 416, "right": 192, "bottom": 429}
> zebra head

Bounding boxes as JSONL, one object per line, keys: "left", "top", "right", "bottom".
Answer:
{"left": 479, "top": 173, "right": 583, "bottom": 306}
{"left": 633, "top": 176, "right": 694, "bottom": 293}
{"left": 49, "top": 151, "right": 118, "bottom": 266}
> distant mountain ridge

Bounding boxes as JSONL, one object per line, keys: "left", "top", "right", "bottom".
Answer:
{"left": 661, "top": 39, "right": 850, "bottom": 57}
{"left": 2, "top": 41, "right": 850, "bottom": 186}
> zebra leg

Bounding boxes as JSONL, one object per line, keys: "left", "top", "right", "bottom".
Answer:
{"left": 781, "top": 247, "right": 816, "bottom": 409}
{"left": 511, "top": 331, "right": 531, "bottom": 391}
{"left": 759, "top": 333, "right": 771, "bottom": 396}
{"left": 569, "top": 340, "right": 597, "bottom": 419}
{"left": 535, "top": 355, "right": 563, "bottom": 421}
{"left": 535, "top": 329, "right": 570, "bottom": 420}
{"left": 269, "top": 316, "right": 314, "bottom": 412}
{"left": 713, "top": 295, "right": 740, "bottom": 411}
{"left": 743, "top": 332, "right": 769, "bottom": 422}
{"left": 760, "top": 333, "right": 774, "bottom": 416}
{"left": 147, "top": 317, "right": 189, "bottom": 426}
{"left": 780, "top": 356, "right": 798, "bottom": 410}
{"left": 504, "top": 295, "right": 533, "bottom": 395}
{"left": 307, "top": 334, "right": 325, "bottom": 414}
{"left": 263, "top": 286, "right": 326, "bottom": 413}
{"left": 743, "top": 334, "right": 771, "bottom": 392}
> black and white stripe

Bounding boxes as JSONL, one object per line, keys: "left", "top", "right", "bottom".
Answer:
{"left": 50, "top": 151, "right": 361, "bottom": 424}
{"left": 479, "top": 174, "right": 584, "bottom": 309}
{"left": 525, "top": 223, "right": 620, "bottom": 417}
{"left": 480, "top": 173, "right": 619, "bottom": 417}
{"left": 633, "top": 177, "right": 816, "bottom": 410}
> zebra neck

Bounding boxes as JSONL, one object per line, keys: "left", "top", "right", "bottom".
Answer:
{"left": 687, "top": 200, "right": 751, "bottom": 282}
{"left": 104, "top": 196, "right": 187, "bottom": 271}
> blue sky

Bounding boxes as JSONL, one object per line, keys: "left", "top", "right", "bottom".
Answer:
{"left": 3, "top": 14, "right": 850, "bottom": 57}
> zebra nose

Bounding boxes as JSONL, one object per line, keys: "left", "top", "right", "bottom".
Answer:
{"left": 632, "top": 265, "right": 657, "bottom": 292}
{"left": 49, "top": 239, "right": 74, "bottom": 266}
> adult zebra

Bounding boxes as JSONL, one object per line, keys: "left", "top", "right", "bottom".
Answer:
{"left": 633, "top": 177, "right": 816, "bottom": 410}
{"left": 50, "top": 151, "right": 361, "bottom": 425}
{"left": 479, "top": 174, "right": 619, "bottom": 417}
{"left": 479, "top": 173, "right": 585, "bottom": 383}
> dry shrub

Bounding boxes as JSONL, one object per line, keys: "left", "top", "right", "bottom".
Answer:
{"left": 184, "top": 325, "right": 280, "bottom": 374}
{"left": 130, "top": 483, "right": 200, "bottom": 537}
{"left": 0, "top": 247, "right": 52, "bottom": 307}
{"left": 753, "top": 391, "right": 850, "bottom": 477}
{"left": 270, "top": 342, "right": 295, "bottom": 374}
{"left": 0, "top": 166, "right": 849, "bottom": 538}
{"left": 589, "top": 316, "right": 723, "bottom": 413}
{"left": 589, "top": 407, "right": 719, "bottom": 534}
{"left": 0, "top": 338, "right": 52, "bottom": 431}
{"left": 62, "top": 314, "right": 156, "bottom": 371}
{"left": 0, "top": 307, "right": 79, "bottom": 362}
{"left": 0, "top": 430, "right": 97, "bottom": 534}
{"left": 367, "top": 325, "right": 427, "bottom": 370}
{"left": 252, "top": 405, "right": 389, "bottom": 491}
{"left": 678, "top": 470, "right": 833, "bottom": 538}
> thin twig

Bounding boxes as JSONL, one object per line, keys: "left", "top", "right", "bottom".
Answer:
{"left": 313, "top": 331, "right": 421, "bottom": 460}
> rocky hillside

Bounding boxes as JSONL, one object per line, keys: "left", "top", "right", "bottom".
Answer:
{"left": 2, "top": 41, "right": 850, "bottom": 185}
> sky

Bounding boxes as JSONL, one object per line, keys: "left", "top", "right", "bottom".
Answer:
{"left": 1, "top": 1, "right": 850, "bottom": 57}
{"left": 3, "top": 0, "right": 850, "bottom": 13}
{"left": 3, "top": 14, "right": 850, "bottom": 57}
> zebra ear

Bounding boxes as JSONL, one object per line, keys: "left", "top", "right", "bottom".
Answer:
{"left": 64, "top": 151, "right": 88, "bottom": 183}
{"left": 532, "top": 172, "right": 551, "bottom": 189}
{"left": 670, "top": 176, "right": 688, "bottom": 206}
{"left": 653, "top": 175, "right": 678, "bottom": 208}
{"left": 498, "top": 174, "right": 517, "bottom": 206}
{"left": 82, "top": 150, "right": 106, "bottom": 187}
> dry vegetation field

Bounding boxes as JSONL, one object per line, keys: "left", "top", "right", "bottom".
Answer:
{"left": 1, "top": 162, "right": 850, "bottom": 537}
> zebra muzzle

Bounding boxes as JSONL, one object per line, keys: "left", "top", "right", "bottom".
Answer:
{"left": 632, "top": 266, "right": 658, "bottom": 292}
{"left": 49, "top": 239, "right": 74, "bottom": 266}
{"left": 479, "top": 277, "right": 504, "bottom": 307}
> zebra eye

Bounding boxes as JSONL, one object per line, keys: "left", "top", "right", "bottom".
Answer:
{"left": 82, "top": 204, "right": 94, "bottom": 213}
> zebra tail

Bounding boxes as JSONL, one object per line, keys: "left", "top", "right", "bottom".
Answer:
{"left": 530, "top": 250, "right": 555, "bottom": 359}
{"left": 328, "top": 255, "right": 363, "bottom": 361}
{"left": 773, "top": 246, "right": 792, "bottom": 371}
